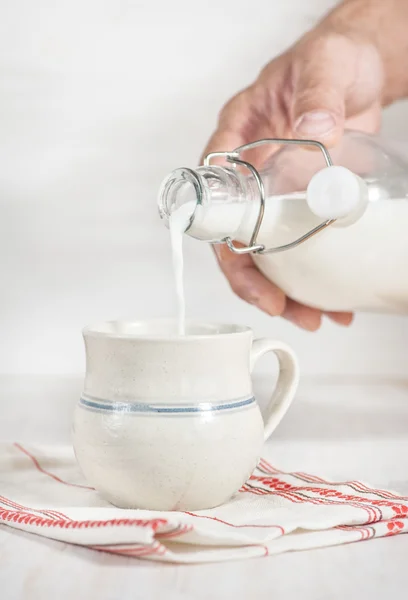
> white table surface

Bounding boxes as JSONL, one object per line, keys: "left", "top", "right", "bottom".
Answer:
{"left": 1, "top": 374, "right": 408, "bottom": 600}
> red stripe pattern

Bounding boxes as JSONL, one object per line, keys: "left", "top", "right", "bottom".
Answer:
{"left": 0, "top": 442, "right": 406, "bottom": 562}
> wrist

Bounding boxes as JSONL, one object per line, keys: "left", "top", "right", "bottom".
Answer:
{"left": 322, "top": 0, "right": 408, "bottom": 105}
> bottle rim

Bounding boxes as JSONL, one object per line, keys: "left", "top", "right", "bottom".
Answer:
{"left": 158, "top": 167, "right": 204, "bottom": 230}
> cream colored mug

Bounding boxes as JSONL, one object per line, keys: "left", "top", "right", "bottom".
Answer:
{"left": 72, "top": 320, "right": 299, "bottom": 511}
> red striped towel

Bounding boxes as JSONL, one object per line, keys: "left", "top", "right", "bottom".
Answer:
{"left": 1, "top": 442, "right": 407, "bottom": 563}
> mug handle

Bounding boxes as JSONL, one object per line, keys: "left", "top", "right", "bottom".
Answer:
{"left": 250, "top": 339, "right": 299, "bottom": 441}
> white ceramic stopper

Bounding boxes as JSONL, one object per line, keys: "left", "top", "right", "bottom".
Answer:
{"left": 306, "top": 165, "right": 368, "bottom": 227}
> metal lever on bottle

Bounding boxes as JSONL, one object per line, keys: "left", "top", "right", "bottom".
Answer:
{"left": 203, "top": 138, "right": 336, "bottom": 255}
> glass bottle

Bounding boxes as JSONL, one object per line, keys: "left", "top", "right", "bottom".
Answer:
{"left": 158, "top": 131, "right": 408, "bottom": 313}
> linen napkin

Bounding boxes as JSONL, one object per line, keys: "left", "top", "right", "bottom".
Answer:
{"left": 1, "top": 442, "right": 407, "bottom": 563}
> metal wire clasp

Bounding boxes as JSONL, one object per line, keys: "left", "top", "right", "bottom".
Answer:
{"left": 203, "top": 138, "right": 335, "bottom": 255}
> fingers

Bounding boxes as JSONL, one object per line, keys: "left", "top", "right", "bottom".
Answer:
{"left": 214, "top": 242, "right": 354, "bottom": 329}
{"left": 282, "top": 304, "right": 353, "bottom": 330}
{"left": 213, "top": 244, "right": 286, "bottom": 316}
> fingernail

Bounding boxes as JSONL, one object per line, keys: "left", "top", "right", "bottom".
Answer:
{"left": 302, "top": 315, "right": 322, "bottom": 331}
{"left": 286, "top": 311, "right": 321, "bottom": 331}
{"left": 297, "top": 315, "right": 321, "bottom": 331}
{"left": 295, "top": 111, "right": 336, "bottom": 137}
{"left": 325, "top": 312, "right": 354, "bottom": 327}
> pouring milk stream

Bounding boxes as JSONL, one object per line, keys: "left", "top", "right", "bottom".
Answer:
{"left": 169, "top": 203, "right": 195, "bottom": 334}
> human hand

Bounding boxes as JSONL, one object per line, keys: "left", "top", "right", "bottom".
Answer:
{"left": 203, "top": 0, "right": 407, "bottom": 330}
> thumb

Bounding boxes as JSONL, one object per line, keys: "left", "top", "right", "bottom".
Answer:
{"left": 291, "top": 35, "right": 383, "bottom": 146}
{"left": 292, "top": 55, "right": 347, "bottom": 146}
{"left": 290, "top": 33, "right": 369, "bottom": 145}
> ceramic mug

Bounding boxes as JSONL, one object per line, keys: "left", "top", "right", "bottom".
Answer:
{"left": 72, "top": 319, "right": 299, "bottom": 511}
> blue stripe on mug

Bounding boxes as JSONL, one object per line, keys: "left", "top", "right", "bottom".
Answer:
{"left": 79, "top": 396, "right": 256, "bottom": 414}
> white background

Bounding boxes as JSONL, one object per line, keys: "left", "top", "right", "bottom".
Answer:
{"left": 1, "top": 0, "right": 408, "bottom": 377}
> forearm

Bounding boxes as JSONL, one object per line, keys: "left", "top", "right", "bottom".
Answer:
{"left": 321, "top": 0, "right": 408, "bottom": 105}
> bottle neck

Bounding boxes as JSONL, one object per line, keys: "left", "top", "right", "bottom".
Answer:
{"left": 158, "top": 165, "right": 255, "bottom": 242}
